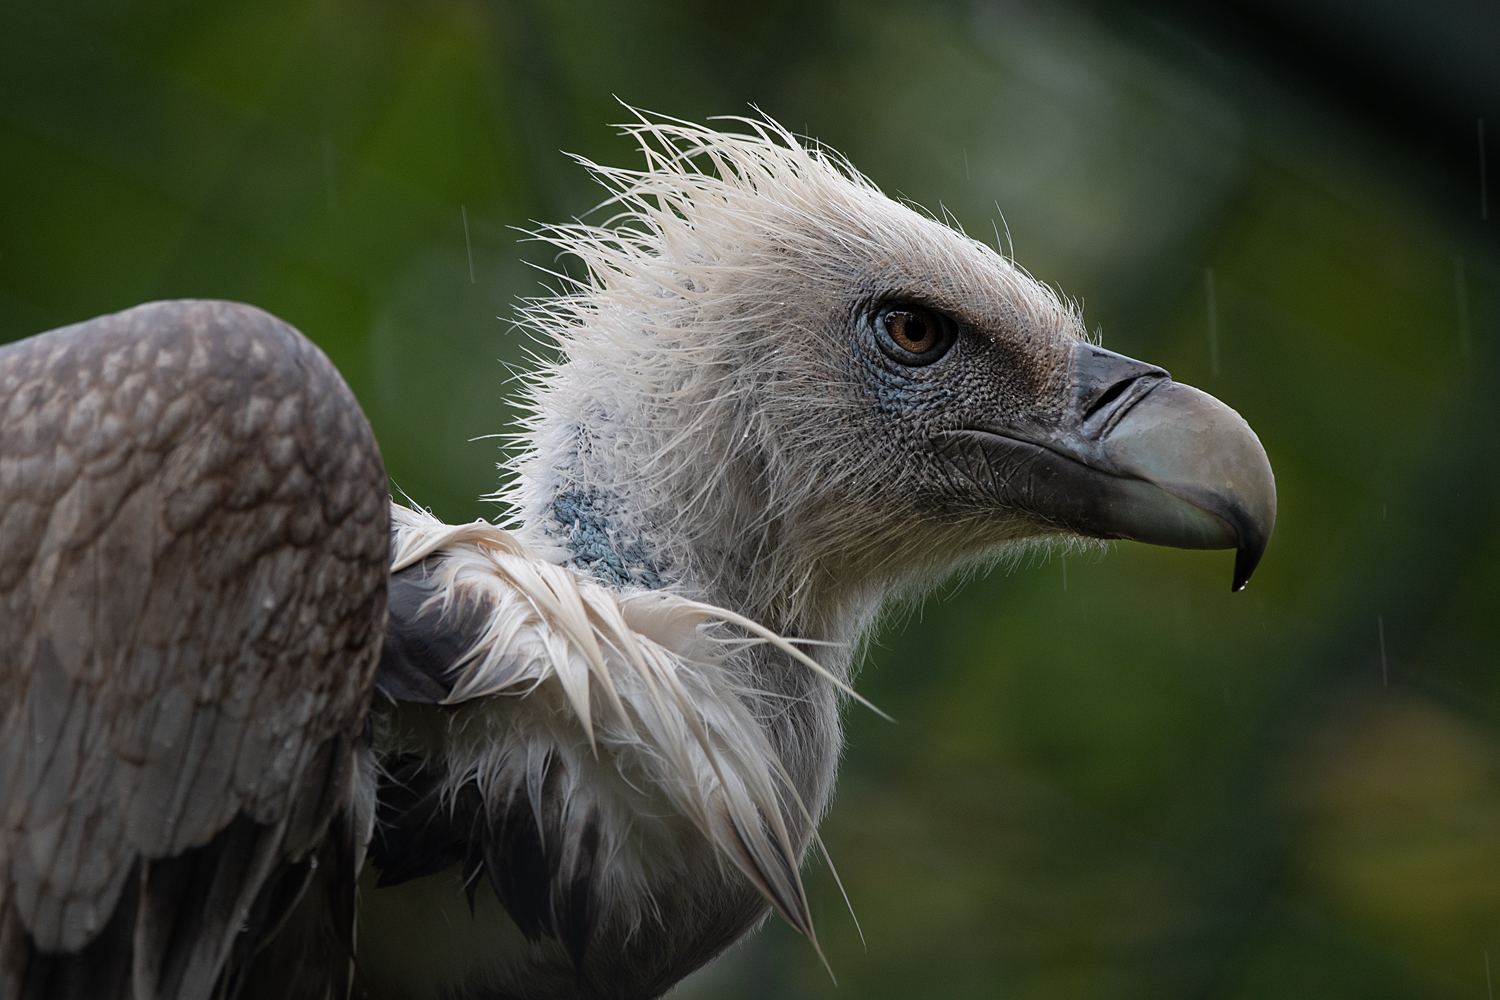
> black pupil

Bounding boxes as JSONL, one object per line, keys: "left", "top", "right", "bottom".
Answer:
{"left": 891, "top": 311, "right": 932, "bottom": 351}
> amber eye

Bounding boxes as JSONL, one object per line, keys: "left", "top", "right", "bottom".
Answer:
{"left": 876, "top": 304, "right": 956, "bottom": 365}
{"left": 887, "top": 309, "right": 937, "bottom": 352}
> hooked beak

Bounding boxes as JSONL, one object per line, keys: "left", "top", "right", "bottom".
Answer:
{"left": 936, "top": 343, "right": 1276, "bottom": 591}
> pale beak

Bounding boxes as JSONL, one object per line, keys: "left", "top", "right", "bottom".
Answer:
{"left": 936, "top": 343, "right": 1277, "bottom": 590}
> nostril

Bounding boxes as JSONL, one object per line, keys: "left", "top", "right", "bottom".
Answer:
{"left": 1082, "top": 376, "right": 1140, "bottom": 422}
{"left": 1070, "top": 344, "right": 1171, "bottom": 426}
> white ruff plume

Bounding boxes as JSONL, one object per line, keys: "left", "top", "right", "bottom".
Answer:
{"left": 388, "top": 504, "right": 872, "bottom": 944}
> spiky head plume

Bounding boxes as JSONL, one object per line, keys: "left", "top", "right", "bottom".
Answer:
{"left": 506, "top": 111, "right": 1088, "bottom": 637}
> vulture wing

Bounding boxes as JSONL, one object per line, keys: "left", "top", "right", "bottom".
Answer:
{"left": 0, "top": 301, "right": 389, "bottom": 1000}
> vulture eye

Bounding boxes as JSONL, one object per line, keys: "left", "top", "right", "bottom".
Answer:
{"left": 877, "top": 305, "right": 956, "bottom": 365}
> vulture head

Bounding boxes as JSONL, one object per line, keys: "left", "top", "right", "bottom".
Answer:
{"left": 509, "top": 115, "right": 1274, "bottom": 646}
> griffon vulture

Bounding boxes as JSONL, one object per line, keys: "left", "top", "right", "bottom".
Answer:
{"left": 0, "top": 115, "right": 1274, "bottom": 1000}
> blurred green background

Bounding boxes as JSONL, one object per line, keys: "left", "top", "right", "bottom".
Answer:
{"left": 2, "top": 1, "right": 1497, "bottom": 996}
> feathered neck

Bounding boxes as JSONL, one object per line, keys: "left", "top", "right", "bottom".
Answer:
{"left": 510, "top": 394, "right": 882, "bottom": 651}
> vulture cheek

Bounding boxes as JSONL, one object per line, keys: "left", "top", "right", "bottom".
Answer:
{"left": 968, "top": 335, "right": 1058, "bottom": 415}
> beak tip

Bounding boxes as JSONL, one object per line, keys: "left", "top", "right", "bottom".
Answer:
{"left": 1230, "top": 537, "right": 1267, "bottom": 592}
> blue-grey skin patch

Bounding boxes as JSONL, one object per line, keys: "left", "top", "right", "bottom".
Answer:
{"left": 860, "top": 355, "right": 951, "bottom": 415}
{"left": 550, "top": 490, "right": 666, "bottom": 590}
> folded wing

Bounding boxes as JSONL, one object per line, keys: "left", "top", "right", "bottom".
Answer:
{"left": 0, "top": 301, "right": 388, "bottom": 1000}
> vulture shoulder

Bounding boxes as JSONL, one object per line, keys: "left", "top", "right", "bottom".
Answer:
{"left": 0, "top": 300, "right": 389, "bottom": 999}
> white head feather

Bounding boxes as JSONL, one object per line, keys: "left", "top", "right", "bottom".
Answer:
{"left": 505, "top": 112, "right": 1087, "bottom": 640}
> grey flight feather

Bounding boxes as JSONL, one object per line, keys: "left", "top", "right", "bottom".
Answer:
{"left": 0, "top": 300, "right": 389, "bottom": 1000}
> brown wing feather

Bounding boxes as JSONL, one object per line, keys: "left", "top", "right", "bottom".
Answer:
{"left": 0, "top": 300, "right": 388, "bottom": 999}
